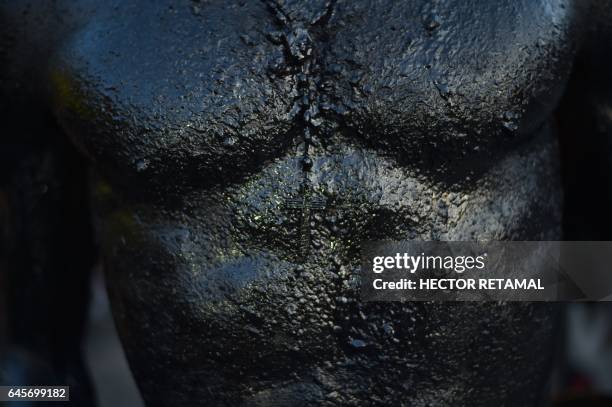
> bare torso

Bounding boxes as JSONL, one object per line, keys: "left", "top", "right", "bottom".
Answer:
{"left": 1, "top": 0, "right": 608, "bottom": 405}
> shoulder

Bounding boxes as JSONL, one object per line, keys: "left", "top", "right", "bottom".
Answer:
{"left": 0, "top": 0, "right": 99, "bottom": 101}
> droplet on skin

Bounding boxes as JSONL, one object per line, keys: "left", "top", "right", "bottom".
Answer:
{"left": 302, "top": 157, "right": 313, "bottom": 171}
{"left": 223, "top": 136, "right": 237, "bottom": 146}
{"left": 136, "top": 158, "right": 149, "bottom": 172}
{"left": 423, "top": 13, "right": 441, "bottom": 31}
{"left": 350, "top": 338, "right": 367, "bottom": 348}
{"left": 383, "top": 323, "right": 395, "bottom": 336}
{"left": 501, "top": 110, "right": 520, "bottom": 133}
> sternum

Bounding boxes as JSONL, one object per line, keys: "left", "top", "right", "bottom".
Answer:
{"left": 265, "top": 0, "right": 336, "bottom": 260}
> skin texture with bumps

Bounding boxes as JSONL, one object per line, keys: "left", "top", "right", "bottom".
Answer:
{"left": 2, "top": 0, "right": 612, "bottom": 405}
